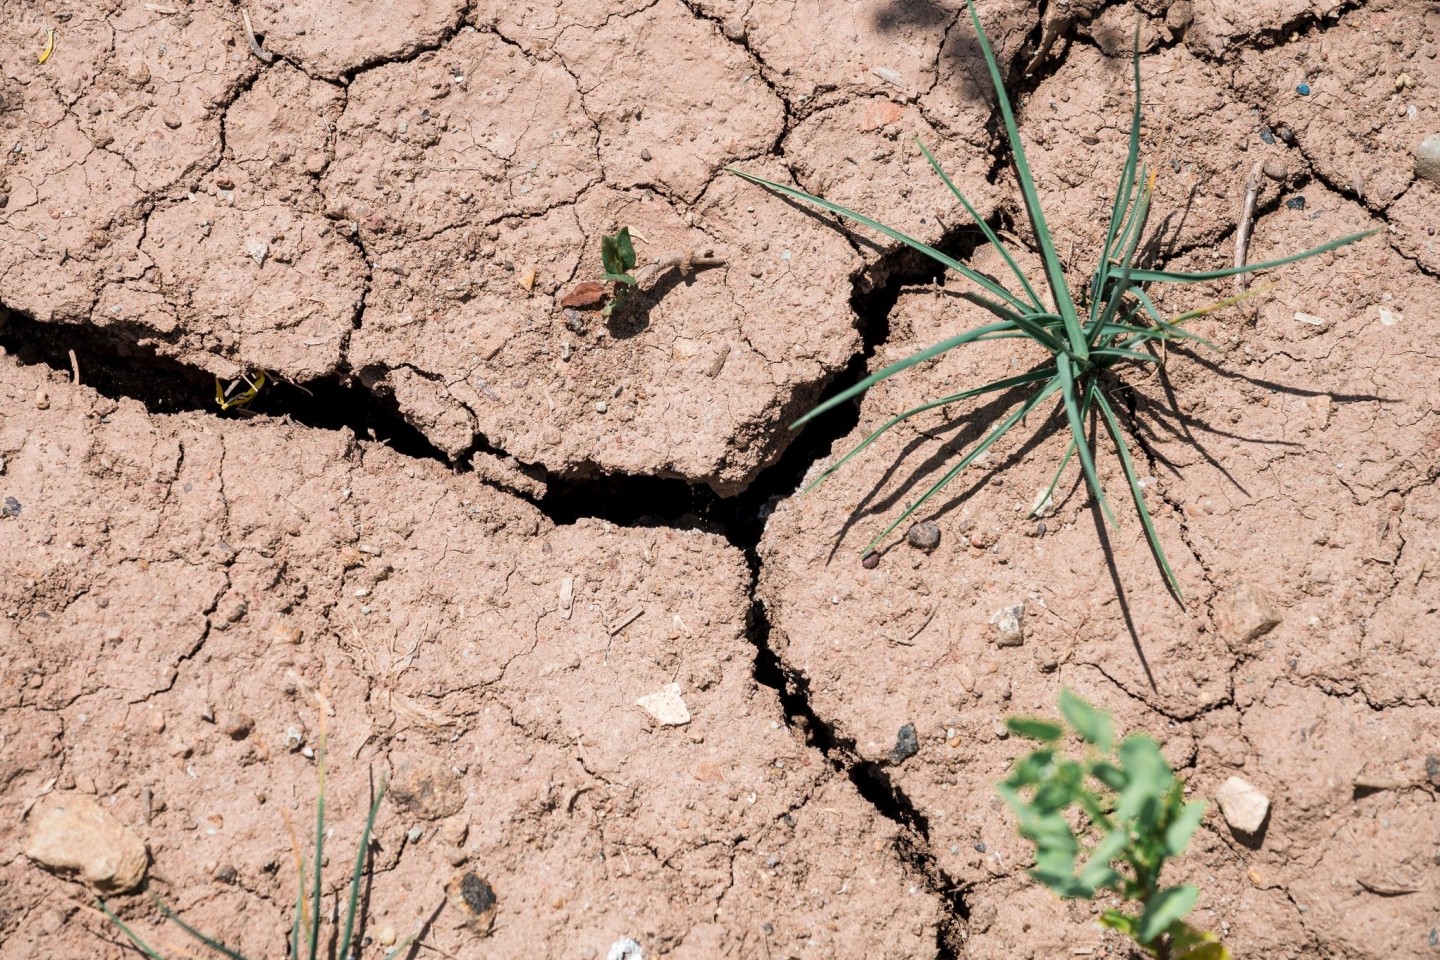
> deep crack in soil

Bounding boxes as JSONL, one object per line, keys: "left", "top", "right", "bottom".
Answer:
{"left": 0, "top": 216, "right": 989, "bottom": 956}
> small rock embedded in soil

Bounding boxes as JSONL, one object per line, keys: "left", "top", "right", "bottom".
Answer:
{"left": 445, "top": 870, "right": 497, "bottom": 934}
{"left": 24, "top": 792, "right": 149, "bottom": 893}
{"left": 861, "top": 551, "right": 880, "bottom": 569}
{"left": 1, "top": 496, "right": 20, "bottom": 518}
{"left": 608, "top": 938, "right": 645, "bottom": 960}
{"left": 888, "top": 723, "right": 919, "bottom": 764}
{"left": 1415, "top": 134, "right": 1440, "bottom": 185}
{"left": 1216, "top": 776, "right": 1270, "bottom": 835}
{"left": 389, "top": 756, "right": 466, "bottom": 820}
{"left": 1215, "top": 582, "right": 1280, "bottom": 651}
{"left": 219, "top": 712, "right": 254, "bottom": 740}
{"left": 636, "top": 683, "right": 691, "bottom": 726}
{"left": 906, "top": 521, "right": 941, "bottom": 552}
{"left": 245, "top": 239, "right": 269, "bottom": 267}
{"left": 989, "top": 604, "right": 1025, "bottom": 648}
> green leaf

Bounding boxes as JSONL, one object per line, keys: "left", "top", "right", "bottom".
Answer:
{"left": 1164, "top": 799, "right": 1208, "bottom": 857}
{"left": 790, "top": 320, "right": 1016, "bottom": 429}
{"left": 1077, "top": 827, "right": 1128, "bottom": 892}
{"left": 613, "top": 226, "right": 637, "bottom": 271}
{"left": 1116, "top": 734, "right": 1172, "bottom": 821}
{"left": 864, "top": 376, "right": 1062, "bottom": 551}
{"left": 1055, "top": 355, "right": 1115, "bottom": 526}
{"left": 1090, "top": 760, "right": 1127, "bottom": 791}
{"left": 916, "top": 138, "right": 1043, "bottom": 311}
{"left": 1128, "top": 228, "right": 1378, "bottom": 283}
{"left": 1058, "top": 690, "right": 1112, "bottom": 751}
{"left": 804, "top": 368, "right": 1056, "bottom": 494}
{"left": 727, "top": 167, "right": 1036, "bottom": 314}
{"left": 1095, "top": 390, "right": 1183, "bottom": 600}
{"left": 601, "top": 271, "right": 637, "bottom": 286}
{"left": 1003, "top": 749, "right": 1057, "bottom": 789}
{"left": 1006, "top": 717, "right": 1065, "bottom": 742}
{"left": 1099, "top": 909, "right": 1140, "bottom": 939}
{"left": 601, "top": 233, "right": 623, "bottom": 277}
{"left": 963, "top": 0, "right": 1086, "bottom": 358}
{"left": 1138, "top": 885, "right": 1200, "bottom": 943}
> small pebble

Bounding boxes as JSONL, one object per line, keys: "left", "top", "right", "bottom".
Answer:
{"left": 407, "top": 826, "right": 423, "bottom": 843}
{"left": 888, "top": 724, "right": 919, "bottom": 764}
{"left": 1, "top": 496, "right": 20, "bottom": 518}
{"left": 219, "top": 712, "right": 254, "bottom": 740}
{"left": 1258, "top": 126, "right": 1276, "bottom": 145}
{"left": 1276, "top": 124, "right": 1295, "bottom": 144}
{"left": 594, "top": 401, "right": 607, "bottom": 414}
{"left": 1285, "top": 195, "right": 1307, "bottom": 210}
{"left": 1216, "top": 776, "right": 1270, "bottom": 834}
{"left": 906, "top": 521, "right": 941, "bottom": 553}
{"left": 608, "top": 938, "right": 645, "bottom": 960}
{"left": 1296, "top": 82, "right": 1311, "bottom": 96}
{"left": 639, "top": 148, "right": 652, "bottom": 161}
{"left": 861, "top": 551, "right": 880, "bottom": 569}
{"left": 1415, "top": 134, "right": 1440, "bottom": 185}
{"left": 989, "top": 604, "right": 1025, "bottom": 648}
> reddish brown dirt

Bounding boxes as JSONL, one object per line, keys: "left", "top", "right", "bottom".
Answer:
{"left": 3, "top": 1, "right": 1439, "bottom": 958}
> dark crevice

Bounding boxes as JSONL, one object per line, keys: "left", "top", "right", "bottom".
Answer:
{"left": 1, "top": 192, "right": 993, "bottom": 960}
{"left": 0, "top": 308, "right": 443, "bottom": 464}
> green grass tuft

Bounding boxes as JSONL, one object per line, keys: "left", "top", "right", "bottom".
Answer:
{"left": 729, "top": 2, "right": 1375, "bottom": 599}
{"left": 98, "top": 735, "right": 403, "bottom": 960}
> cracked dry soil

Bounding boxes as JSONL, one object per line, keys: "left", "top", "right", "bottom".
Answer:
{"left": 2, "top": 0, "right": 1439, "bottom": 958}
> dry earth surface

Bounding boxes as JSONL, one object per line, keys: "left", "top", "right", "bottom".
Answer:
{"left": 1, "top": 0, "right": 1437, "bottom": 958}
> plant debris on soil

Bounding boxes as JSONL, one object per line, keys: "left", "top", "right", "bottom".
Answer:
{"left": 2, "top": 2, "right": 1439, "bottom": 959}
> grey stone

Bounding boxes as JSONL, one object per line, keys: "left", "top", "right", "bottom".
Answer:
{"left": 990, "top": 604, "right": 1025, "bottom": 648}
{"left": 1216, "top": 776, "right": 1270, "bottom": 834}
{"left": 1416, "top": 134, "right": 1440, "bottom": 185}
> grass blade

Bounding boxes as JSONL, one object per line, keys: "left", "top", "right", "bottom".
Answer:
{"left": 1099, "top": 26, "right": 1145, "bottom": 274}
{"left": 1095, "top": 390, "right": 1183, "bottom": 600}
{"left": 1128, "top": 229, "right": 1378, "bottom": 283}
{"left": 917, "top": 139, "right": 1044, "bottom": 311}
{"left": 309, "top": 744, "right": 327, "bottom": 960}
{"left": 964, "top": 0, "right": 1086, "bottom": 358}
{"left": 338, "top": 781, "right": 389, "bottom": 960}
{"left": 865, "top": 376, "right": 1063, "bottom": 551}
{"left": 1055, "top": 356, "right": 1114, "bottom": 524}
{"left": 805, "top": 368, "right": 1058, "bottom": 493}
{"left": 152, "top": 899, "right": 250, "bottom": 960}
{"left": 98, "top": 900, "right": 170, "bottom": 960}
{"left": 727, "top": 167, "right": 1036, "bottom": 312}
{"left": 791, "top": 321, "right": 1015, "bottom": 428}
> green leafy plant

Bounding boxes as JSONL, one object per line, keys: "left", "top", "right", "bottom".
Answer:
{"left": 1000, "top": 691, "right": 1227, "bottom": 960}
{"left": 600, "top": 226, "right": 639, "bottom": 318}
{"left": 729, "top": 0, "right": 1373, "bottom": 597}
{"left": 97, "top": 732, "right": 406, "bottom": 960}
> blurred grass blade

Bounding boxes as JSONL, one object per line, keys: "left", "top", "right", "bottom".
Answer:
{"left": 1098, "top": 26, "right": 1145, "bottom": 277}
{"left": 866, "top": 377, "right": 1062, "bottom": 551}
{"left": 964, "top": 0, "right": 1085, "bottom": 357}
{"left": 338, "top": 781, "right": 389, "bottom": 960}
{"left": 791, "top": 321, "right": 1015, "bottom": 428}
{"left": 917, "top": 139, "right": 1043, "bottom": 310}
{"left": 805, "top": 368, "right": 1057, "bottom": 493}
{"left": 153, "top": 899, "right": 249, "bottom": 960}
{"left": 1095, "top": 390, "right": 1182, "bottom": 600}
{"left": 1128, "top": 229, "right": 1378, "bottom": 283}
{"left": 727, "top": 167, "right": 1035, "bottom": 312}
{"left": 98, "top": 900, "right": 170, "bottom": 960}
{"left": 309, "top": 744, "right": 327, "bottom": 960}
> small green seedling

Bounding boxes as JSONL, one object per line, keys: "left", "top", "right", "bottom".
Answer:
{"left": 1000, "top": 691, "right": 1228, "bottom": 960}
{"left": 98, "top": 732, "right": 408, "bottom": 960}
{"left": 599, "top": 227, "right": 639, "bottom": 317}
{"left": 729, "top": 0, "right": 1373, "bottom": 598}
